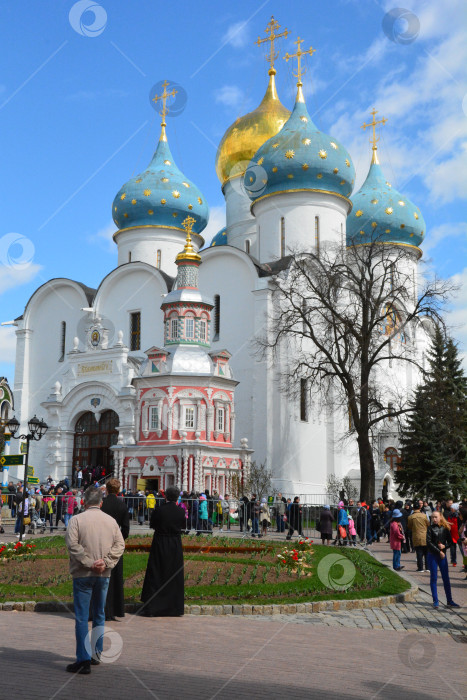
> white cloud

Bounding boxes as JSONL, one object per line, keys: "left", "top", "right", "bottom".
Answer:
{"left": 422, "top": 222, "right": 467, "bottom": 254}
{"left": 88, "top": 222, "right": 117, "bottom": 254}
{"left": 215, "top": 85, "right": 248, "bottom": 111}
{"left": 201, "top": 205, "right": 226, "bottom": 247}
{"left": 446, "top": 266, "right": 467, "bottom": 369}
{"left": 223, "top": 20, "right": 250, "bottom": 49}
{"left": 0, "top": 326, "right": 16, "bottom": 365}
{"left": 0, "top": 263, "right": 42, "bottom": 295}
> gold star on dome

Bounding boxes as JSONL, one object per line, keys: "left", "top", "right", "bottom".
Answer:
{"left": 272, "top": 166, "right": 278, "bottom": 172}
{"left": 135, "top": 178, "right": 142, "bottom": 183}
{"left": 257, "top": 157, "right": 264, "bottom": 165}
{"left": 272, "top": 143, "right": 279, "bottom": 149}
{"left": 333, "top": 168, "right": 338, "bottom": 174}
{"left": 414, "top": 212, "right": 419, "bottom": 219}
{"left": 386, "top": 181, "right": 392, "bottom": 187}
{"left": 143, "top": 189, "right": 151, "bottom": 197}
{"left": 131, "top": 199, "right": 137, "bottom": 205}
{"left": 114, "top": 206, "right": 117, "bottom": 212}
{"left": 148, "top": 209, "right": 154, "bottom": 215}
{"left": 398, "top": 200, "right": 405, "bottom": 206}
{"left": 197, "top": 197, "right": 203, "bottom": 204}
{"left": 319, "top": 150, "right": 327, "bottom": 159}
{"left": 330, "top": 142, "right": 338, "bottom": 150}
{"left": 287, "top": 173, "right": 294, "bottom": 178}
{"left": 359, "top": 230, "right": 365, "bottom": 235}
{"left": 172, "top": 190, "right": 180, "bottom": 198}
{"left": 172, "top": 212, "right": 178, "bottom": 217}
{"left": 123, "top": 213, "right": 128, "bottom": 218}
{"left": 188, "top": 204, "right": 193, "bottom": 210}
{"left": 161, "top": 177, "right": 169, "bottom": 183}
{"left": 120, "top": 193, "right": 126, "bottom": 200}
{"left": 164, "top": 160, "right": 171, "bottom": 165}
{"left": 385, "top": 229, "right": 390, "bottom": 233}
{"left": 340, "top": 180, "right": 346, "bottom": 185}
{"left": 345, "top": 159, "right": 350, "bottom": 167}
{"left": 317, "top": 173, "right": 323, "bottom": 179}
{"left": 371, "top": 198, "right": 378, "bottom": 204}
{"left": 285, "top": 150, "right": 295, "bottom": 159}
{"left": 302, "top": 163, "right": 309, "bottom": 170}
{"left": 302, "top": 138, "right": 311, "bottom": 145}
{"left": 300, "top": 115, "right": 308, "bottom": 122}
{"left": 371, "top": 222, "right": 377, "bottom": 228}
{"left": 161, "top": 198, "right": 167, "bottom": 205}
{"left": 385, "top": 207, "right": 393, "bottom": 214}
{"left": 355, "top": 210, "right": 363, "bottom": 217}
{"left": 182, "top": 182, "right": 190, "bottom": 188}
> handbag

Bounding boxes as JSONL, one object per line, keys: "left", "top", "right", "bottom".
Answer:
{"left": 338, "top": 525, "right": 347, "bottom": 539}
{"left": 23, "top": 516, "right": 31, "bottom": 525}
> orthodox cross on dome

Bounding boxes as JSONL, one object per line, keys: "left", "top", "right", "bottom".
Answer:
{"left": 152, "top": 79, "right": 178, "bottom": 140}
{"left": 361, "top": 108, "right": 387, "bottom": 164}
{"left": 255, "top": 16, "right": 289, "bottom": 74}
{"left": 284, "top": 36, "right": 316, "bottom": 87}
{"left": 176, "top": 216, "right": 201, "bottom": 263}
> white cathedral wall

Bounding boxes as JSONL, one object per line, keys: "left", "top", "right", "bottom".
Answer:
{"left": 223, "top": 179, "right": 257, "bottom": 254}
{"left": 115, "top": 227, "right": 204, "bottom": 276}
{"left": 252, "top": 191, "right": 349, "bottom": 262}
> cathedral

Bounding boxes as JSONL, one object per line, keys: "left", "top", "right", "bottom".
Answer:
{"left": 9, "top": 19, "right": 430, "bottom": 497}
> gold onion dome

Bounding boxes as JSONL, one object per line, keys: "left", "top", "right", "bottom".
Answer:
{"left": 215, "top": 69, "right": 290, "bottom": 186}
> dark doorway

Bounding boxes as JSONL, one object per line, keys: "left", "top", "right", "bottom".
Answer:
{"left": 73, "top": 410, "right": 119, "bottom": 478}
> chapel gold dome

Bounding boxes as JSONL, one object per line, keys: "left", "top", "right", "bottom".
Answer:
{"left": 215, "top": 70, "right": 290, "bottom": 185}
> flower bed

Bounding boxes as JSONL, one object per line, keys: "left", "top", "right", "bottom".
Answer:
{"left": 0, "top": 542, "right": 37, "bottom": 560}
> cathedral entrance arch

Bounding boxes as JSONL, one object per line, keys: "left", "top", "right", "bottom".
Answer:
{"left": 73, "top": 410, "right": 119, "bottom": 479}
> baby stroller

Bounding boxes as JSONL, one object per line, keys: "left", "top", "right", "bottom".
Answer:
{"left": 28, "top": 508, "right": 46, "bottom": 535}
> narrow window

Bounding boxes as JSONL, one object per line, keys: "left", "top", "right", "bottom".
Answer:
{"left": 315, "top": 216, "right": 320, "bottom": 254}
{"left": 213, "top": 294, "right": 220, "bottom": 339}
{"left": 185, "top": 316, "right": 194, "bottom": 339}
{"left": 130, "top": 312, "right": 141, "bottom": 351}
{"left": 128, "top": 251, "right": 132, "bottom": 262}
{"left": 301, "top": 300, "right": 307, "bottom": 334}
{"left": 185, "top": 406, "right": 194, "bottom": 429}
{"left": 170, "top": 317, "right": 179, "bottom": 340}
{"left": 245, "top": 239, "right": 251, "bottom": 254}
{"left": 300, "top": 379, "right": 308, "bottom": 422}
{"left": 199, "top": 319, "right": 207, "bottom": 342}
{"left": 217, "top": 407, "right": 225, "bottom": 432}
{"left": 280, "top": 217, "right": 285, "bottom": 258}
{"left": 59, "top": 321, "right": 66, "bottom": 361}
{"left": 156, "top": 249, "right": 161, "bottom": 269}
{"left": 341, "top": 222, "right": 344, "bottom": 249}
{"left": 150, "top": 406, "right": 160, "bottom": 430}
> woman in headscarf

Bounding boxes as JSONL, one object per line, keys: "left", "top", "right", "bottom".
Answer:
{"left": 319, "top": 505, "right": 333, "bottom": 545}
{"left": 260, "top": 497, "right": 271, "bottom": 538}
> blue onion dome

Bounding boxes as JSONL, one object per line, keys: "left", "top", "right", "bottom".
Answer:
{"left": 245, "top": 83, "right": 355, "bottom": 205}
{"left": 347, "top": 150, "right": 425, "bottom": 248}
{"left": 209, "top": 227, "right": 227, "bottom": 247}
{"left": 112, "top": 124, "right": 209, "bottom": 236}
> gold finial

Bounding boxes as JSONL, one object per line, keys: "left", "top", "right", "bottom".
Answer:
{"left": 361, "top": 108, "right": 387, "bottom": 164}
{"left": 152, "top": 80, "right": 178, "bottom": 141}
{"left": 284, "top": 36, "right": 316, "bottom": 101}
{"left": 255, "top": 16, "right": 289, "bottom": 75}
{"left": 177, "top": 216, "right": 201, "bottom": 262}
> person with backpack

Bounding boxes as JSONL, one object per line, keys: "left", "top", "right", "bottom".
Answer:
{"left": 337, "top": 501, "right": 349, "bottom": 546}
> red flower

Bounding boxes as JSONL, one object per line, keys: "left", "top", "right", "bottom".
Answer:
{"left": 281, "top": 559, "right": 286, "bottom": 564}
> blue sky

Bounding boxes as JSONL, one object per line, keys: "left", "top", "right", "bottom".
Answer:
{"left": 0, "top": 0, "right": 466, "bottom": 383}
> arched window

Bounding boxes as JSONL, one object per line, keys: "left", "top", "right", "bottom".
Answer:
{"left": 185, "top": 314, "right": 195, "bottom": 339}
{"left": 156, "top": 249, "right": 161, "bottom": 269}
{"left": 59, "top": 321, "right": 66, "bottom": 362}
{"left": 245, "top": 239, "right": 251, "bottom": 254}
{"left": 130, "top": 312, "right": 141, "bottom": 350}
{"left": 384, "top": 447, "right": 401, "bottom": 471}
{"left": 199, "top": 314, "right": 208, "bottom": 343}
{"left": 170, "top": 315, "right": 179, "bottom": 340}
{"left": 213, "top": 294, "right": 220, "bottom": 340}
{"left": 300, "top": 378, "right": 309, "bottom": 422}
{"left": 280, "top": 217, "right": 285, "bottom": 257}
{"left": 315, "top": 216, "right": 320, "bottom": 254}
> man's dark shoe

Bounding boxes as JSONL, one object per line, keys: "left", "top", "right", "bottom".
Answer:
{"left": 66, "top": 661, "right": 91, "bottom": 674}
{"left": 91, "top": 656, "right": 101, "bottom": 666}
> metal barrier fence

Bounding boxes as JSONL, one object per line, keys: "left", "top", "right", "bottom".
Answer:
{"left": 2, "top": 494, "right": 386, "bottom": 543}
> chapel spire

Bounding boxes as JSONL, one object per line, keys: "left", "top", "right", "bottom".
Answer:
{"left": 152, "top": 79, "right": 178, "bottom": 143}
{"left": 361, "top": 108, "right": 388, "bottom": 165}
{"left": 284, "top": 36, "right": 317, "bottom": 103}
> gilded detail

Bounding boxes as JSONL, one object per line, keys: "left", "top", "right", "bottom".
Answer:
{"left": 161, "top": 198, "right": 167, "bottom": 205}
{"left": 317, "top": 173, "right": 323, "bottom": 179}
{"left": 333, "top": 167, "right": 338, "bottom": 174}
{"left": 143, "top": 189, "right": 151, "bottom": 196}
{"left": 302, "top": 138, "right": 311, "bottom": 145}
{"left": 355, "top": 210, "right": 363, "bottom": 217}
{"left": 371, "top": 222, "right": 377, "bottom": 228}
{"left": 172, "top": 190, "right": 180, "bottom": 199}
{"left": 148, "top": 209, "right": 154, "bottom": 215}
{"left": 385, "top": 207, "right": 393, "bottom": 214}
{"left": 285, "top": 150, "right": 295, "bottom": 159}
{"left": 120, "top": 193, "right": 126, "bottom": 200}
{"left": 197, "top": 197, "right": 203, "bottom": 204}
{"left": 414, "top": 212, "right": 419, "bottom": 220}
{"left": 272, "top": 166, "right": 278, "bottom": 172}
{"left": 330, "top": 142, "right": 338, "bottom": 149}
{"left": 302, "top": 163, "right": 309, "bottom": 170}
{"left": 182, "top": 182, "right": 190, "bottom": 188}
{"left": 319, "top": 149, "right": 327, "bottom": 159}
{"left": 257, "top": 157, "right": 264, "bottom": 165}
{"left": 345, "top": 159, "right": 350, "bottom": 167}
{"left": 131, "top": 199, "right": 137, "bottom": 205}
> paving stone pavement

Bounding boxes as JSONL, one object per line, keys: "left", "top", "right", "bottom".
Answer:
{"left": 0, "top": 610, "right": 466, "bottom": 700}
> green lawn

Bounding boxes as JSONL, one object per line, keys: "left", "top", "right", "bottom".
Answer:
{"left": 0, "top": 535, "right": 409, "bottom": 605}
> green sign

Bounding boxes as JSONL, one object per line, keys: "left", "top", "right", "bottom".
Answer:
{"left": 27, "top": 476, "right": 40, "bottom": 485}
{"left": 0, "top": 454, "right": 24, "bottom": 466}
{"left": 27, "top": 465, "right": 34, "bottom": 476}
{"left": 20, "top": 442, "right": 28, "bottom": 454}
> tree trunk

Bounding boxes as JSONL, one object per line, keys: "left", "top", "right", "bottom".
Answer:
{"left": 357, "top": 431, "right": 375, "bottom": 502}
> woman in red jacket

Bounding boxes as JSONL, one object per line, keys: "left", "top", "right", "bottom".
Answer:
{"left": 389, "top": 509, "right": 405, "bottom": 571}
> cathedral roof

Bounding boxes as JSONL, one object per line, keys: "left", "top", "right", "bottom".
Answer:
{"left": 209, "top": 227, "right": 227, "bottom": 247}
{"left": 347, "top": 150, "right": 425, "bottom": 249}
{"left": 245, "top": 84, "right": 354, "bottom": 205}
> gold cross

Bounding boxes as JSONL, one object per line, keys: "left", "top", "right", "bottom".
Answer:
{"left": 152, "top": 80, "right": 178, "bottom": 126}
{"left": 361, "top": 108, "right": 387, "bottom": 152}
{"left": 255, "top": 16, "right": 289, "bottom": 73}
{"left": 181, "top": 215, "right": 195, "bottom": 234}
{"left": 284, "top": 37, "right": 316, "bottom": 85}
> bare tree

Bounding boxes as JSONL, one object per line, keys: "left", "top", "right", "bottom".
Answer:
{"left": 243, "top": 461, "right": 273, "bottom": 501}
{"left": 258, "top": 238, "right": 454, "bottom": 502}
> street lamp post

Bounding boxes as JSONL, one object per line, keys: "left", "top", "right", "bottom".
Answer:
{"left": 7, "top": 415, "right": 48, "bottom": 542}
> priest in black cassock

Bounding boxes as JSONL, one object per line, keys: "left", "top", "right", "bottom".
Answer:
{"left": 101, "top": 478, "right": 130, "bottom": 619}
{"left": 140, "top": 485, "right": 186, "bottom": 617}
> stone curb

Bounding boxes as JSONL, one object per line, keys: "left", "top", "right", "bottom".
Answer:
{"left": 0, "top": 587, "right": 418, "bottom": 614}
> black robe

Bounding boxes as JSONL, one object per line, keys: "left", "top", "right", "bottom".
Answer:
{"left": 141, "top": 501, "right": 186, "bottom": 617}
{"left": 101, "top": 494, "right": 130, "bottom": 618}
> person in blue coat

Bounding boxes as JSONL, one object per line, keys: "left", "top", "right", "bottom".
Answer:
{"left": 337, "top": 501, "right": 349, "bottom": 546}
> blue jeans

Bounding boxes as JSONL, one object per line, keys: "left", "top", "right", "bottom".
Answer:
{"left": 392, "top": 549, "right": 401, "bottom": 570}
{"left": 64, "top": 513, "right": 71, "bottom": 527}
{"left": 73, "top": 577, "right": 110, "bottom": 662}
{"left": 251, "top": 517, "right": 259, "bottom": 535}
{"left": 427, "top": 552, "right": 453, "bottom": 605}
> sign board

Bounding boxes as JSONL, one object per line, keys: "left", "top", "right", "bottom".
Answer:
{"left": 0, "top": 454, "right": 24, "bottom": 466}
{"left": 27, "top": 465, "right": 34, "bottom": 477}
{"left": 27, "top": 476, "right": 40, "bottom": 485}
{"left": 77, "top": 360, "right": 113, "bottom": 377}
{"left": 20, "top": 442, "right": 28, "bottom": 454}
